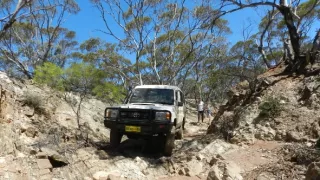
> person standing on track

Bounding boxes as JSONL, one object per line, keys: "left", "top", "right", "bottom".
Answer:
{"left": 197, "top": 100, "right": 204, "bottom": 123}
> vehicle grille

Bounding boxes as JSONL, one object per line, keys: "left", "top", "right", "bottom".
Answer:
{"left": 119, "top": 110, "right": 151, "bottom": 120}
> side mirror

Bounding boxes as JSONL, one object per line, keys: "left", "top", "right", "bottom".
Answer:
{"left": 178, "top": 102, "right": 183, "bottom": 106}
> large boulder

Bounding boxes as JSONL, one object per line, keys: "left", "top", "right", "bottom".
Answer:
{"left": 185, "top": 159, "right": 203, "bottom": 176}
{"left": 256, "top": 172, "right": 276, "bottom": 180}
{"left": 207, "top": 160, "right": 243, "bottom": 180}
{"left": 198, "top": 139, "right": 237, "bottom": 157}
{"left": 286, "top": 131, "right": 303, "bottom": 142}
{"left": 254, "top": 125, "right": 276, "bottom": 141}
{"left": 207, "top": 111, "right": 235, "bottom": 137}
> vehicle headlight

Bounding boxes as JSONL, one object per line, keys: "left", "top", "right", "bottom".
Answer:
{"left": 155, "top": 112, "right": 171, "bottom": 121}
{"left": 106, "top": 109, "right": 118, "bottom": 118}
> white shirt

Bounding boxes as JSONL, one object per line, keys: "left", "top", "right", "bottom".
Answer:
{"left": 198, "top": 101, "right": 204, "bottom": 111}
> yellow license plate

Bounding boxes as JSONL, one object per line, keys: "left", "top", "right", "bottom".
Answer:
{"left": 125, "top": 126, "right": 141, "bottom": 132}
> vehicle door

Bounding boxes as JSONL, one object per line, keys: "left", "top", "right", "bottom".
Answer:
{"left": 176, "top": 90, "right": 185, "bottom": 127}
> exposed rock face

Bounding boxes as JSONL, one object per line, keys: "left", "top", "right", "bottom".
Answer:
{"left": 205, "top": 64, "right": 320, "bottom": 179}
{"left": 0, "top": 72, "right": 116, "bottom": 179}
{"left": 207, "top": 64, "right": 320, "bottom": 146}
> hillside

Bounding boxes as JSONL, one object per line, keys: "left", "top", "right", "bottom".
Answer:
{"left": 207, "top": 62, "right": 320, "bottom": 179}
{"left": 0, "top": 61, "right": 320, "bottom": 180}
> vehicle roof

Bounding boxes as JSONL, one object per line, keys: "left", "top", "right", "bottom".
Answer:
{"left": 134, "top": 85, "right": 182, "bottom": 91}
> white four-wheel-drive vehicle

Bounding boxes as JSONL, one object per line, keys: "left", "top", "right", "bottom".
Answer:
{"left": 104, "top": 85, "right": 186, "bottom": 156}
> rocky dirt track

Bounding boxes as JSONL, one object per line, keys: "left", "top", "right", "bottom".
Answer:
{"left": 0, "top": 66, "right": 320, "bottom": 180}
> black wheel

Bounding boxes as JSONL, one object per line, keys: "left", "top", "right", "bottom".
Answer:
{"left": 163, "top": 132, "right": 175, "bottom": 156}
{"left": 176, "top": 125, "right": 183, "bottom": 140}
{"left": 110, "top": 129, "right": 123, "bottom": 148}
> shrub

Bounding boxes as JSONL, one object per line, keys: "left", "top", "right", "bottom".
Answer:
{"left": 258, "top": 96, "right": 282, "bottom": 119}
{"left": 22, "top": 91, "right": 46, "bottom": 115}
{"left": 23, "top": 91, "right": 43, "bottom": 109}
{"left": 34, "top": 62, "right": 64, "bottom": 91}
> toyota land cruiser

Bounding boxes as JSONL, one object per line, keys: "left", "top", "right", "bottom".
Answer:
{"left": 104, "top": 85, "right": 186, "bottom": 156}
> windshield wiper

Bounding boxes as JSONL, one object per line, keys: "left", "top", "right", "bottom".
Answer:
{"left": 156, "top": 102, "right": 172, "bottom": 105}
{"left": 131, "top": 103, "right": 155, "bottom": 105}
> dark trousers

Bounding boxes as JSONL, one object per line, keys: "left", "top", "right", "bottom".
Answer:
{"left": 198, "top": 111, "right": 204, "bottom": 122}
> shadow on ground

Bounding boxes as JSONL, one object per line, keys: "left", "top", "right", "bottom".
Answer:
{"left": 93, "top": 133, "right": 220, "bottom": 160}
{"left": 92, "top": 137, "right": 166, "bottom": 160}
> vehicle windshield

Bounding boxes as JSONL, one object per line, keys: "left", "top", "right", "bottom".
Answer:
{"left": 128, "top": 88, "right": 174, "bottom": 105}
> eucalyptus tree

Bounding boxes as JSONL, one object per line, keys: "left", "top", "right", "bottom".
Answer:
{"left": 75, "top": 38, "right": 134, "bottom": 91}
{"left": 228, "top": 38, "right": 265, "bottom": 81}
{"left": 0, "top": 0, "right": 79, "bottom": 78}
{"left": 0, "top": 0, "right": 32, "bottom": 40}
{"left": 256, "top": 0, "right": 320, "bottom": 67}
{"left": 211, "top": 0, "right": 320, "bottom": 71}
{"left": 91, "top": 0, "right": 229, "bottom": 86}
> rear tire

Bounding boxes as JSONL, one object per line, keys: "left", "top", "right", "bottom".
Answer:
{"left": 110, "top": 129, "right": 123, "bottom": 148}
{"left": 182, "top": 118, "right": 186, "bottom": 130}
{"left": 163, "top": 131, "right": 175, "bottom": 156}
{"left": 176, "top": 125, "right": 183, "bottom": 140}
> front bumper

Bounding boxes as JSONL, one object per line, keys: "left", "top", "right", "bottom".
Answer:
{"left": 104, "top": 120, "right": 173, "bottom": 135}
{"left": 104, "top": 108, "right": 174, "bottom": 135}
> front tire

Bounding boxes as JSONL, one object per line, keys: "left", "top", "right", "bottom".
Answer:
{"left": 164, "top": 131, "right": 175, "bottom": 156}
{"left": 110, "top": 129, "right": 123, "bottom": 148}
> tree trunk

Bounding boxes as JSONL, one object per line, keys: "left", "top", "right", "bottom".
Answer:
{"left": 311, "top": 29, "right": 320, "bottom": 64}
{"left": 312, "top": 29, "right": 320, "bottom": 52}
{"left": 0, "top": 0, "right": 29, "bottom": 40}
{"left": 278, "top": 5, "right": 300, "bottom": 62}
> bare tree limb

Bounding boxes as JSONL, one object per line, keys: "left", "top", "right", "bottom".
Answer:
{"left": 0, "top": 0, "right": 32, "bottom": 40}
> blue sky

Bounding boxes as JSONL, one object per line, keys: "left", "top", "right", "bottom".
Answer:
{"left": 63, "top": 1, "right": 261, "bottom": 44}
{"left": 63, "top": 1, "right": 319, "bottom": 46}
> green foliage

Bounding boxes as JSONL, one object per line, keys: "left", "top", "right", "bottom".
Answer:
{"left": 64, "top": 63, "right": 102, "bottom": 94}
{"left": 125, "top": 17, "right": 151, "bottom": 30}
{"left": 258, "top": 97, "right": 282, "bottom": 119}
{"left": 34, "top": 61, "right": 123, "bottom": 103}
{"left": 297, "top": 0, "right": 320, "bottom": 17}
{"left": 194, "top": 6, "right": 213, "bottom": 19}
{"left": 80, "top": 38, "right": 101, "bottom": 52}
{"left": 93, "top": 83, "right": 125, "bottom": 103}
{"left": 123, "top": 7, "right": 133, "bottom": 19}
{"left": 22, "top": 90, "right": 47, "bottom": 115}
{"left": 34, "top": 62, "right": 64, "bottom": 91}
{"left": 0, "top": 0, "right": 80, "bottom": 78}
